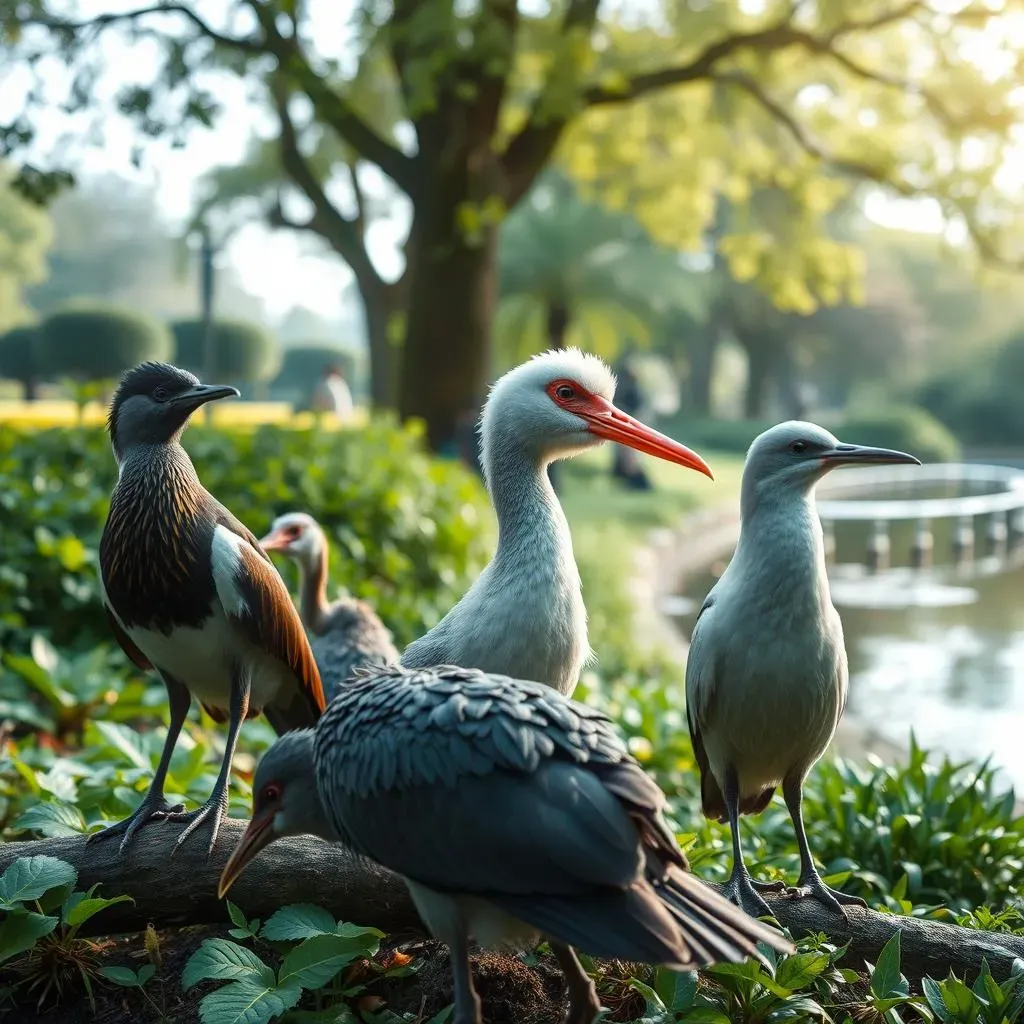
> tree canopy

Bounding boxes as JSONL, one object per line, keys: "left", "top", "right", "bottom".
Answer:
{"left": 4, "top": 1, "right": 1024, "bottom": 445}
{"left": 0, "top": 167, "right": 51, "bottom": 334}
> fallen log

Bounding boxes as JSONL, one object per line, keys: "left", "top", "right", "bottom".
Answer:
{"left": 2, "top": 821, "right": 1023, "bottom": 982}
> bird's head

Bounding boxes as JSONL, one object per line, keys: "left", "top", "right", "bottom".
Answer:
{"left": 107, "top": 361, "right": 239, "bottom": 459}
{"left": 743, "top": 420, "right": 921, "bottom": 507}
{"left": 219, "top": 730, "right": 330, "bottom": 898}
{"left": 481, "top": 348, "right": 713, "bottom": 479}
{"left": 259, "top": 512, "right": 325, "bottom": 571}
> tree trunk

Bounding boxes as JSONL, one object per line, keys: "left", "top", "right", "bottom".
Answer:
{"left": 22, "top": 377, "right": 39, "bottom": 401}
{"left": 362, "top": 277, "right": 405, "bottom": 410}
{"left": 3, "top": 826, "right": 1024, "bottom": 984}
{"left": 743, "top": 342, "right": 775, "bottom": 419}
{"left": 546, "top": 301, "right": 570, "bottom": 350}
{"left": 689, "top": 326, "right": 718, "bottom": 416}
{"left": 399, "top": 213, "right": 497, "bottom": 452}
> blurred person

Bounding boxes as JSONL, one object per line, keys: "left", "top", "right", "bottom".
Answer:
{"left": 311, "top": 363, "right": 354, "bottom": 423}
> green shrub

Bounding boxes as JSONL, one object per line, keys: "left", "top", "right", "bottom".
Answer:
{"left": 0, "top": 324, "right": 42, "bottom": 397}
{"left": 38, "top": 305, "right": 172, "bottom": 381}
{"left": 171, "top": 319, "right": 282, "bottom": 384}
{"left": 829, "top": 403, "right": 961, "bottom": 463}
{"left": 0, "top": 419, "right": 492, "bottom": 655}
{"left": 657, "top": 416, "right": 776, "bottom": 454}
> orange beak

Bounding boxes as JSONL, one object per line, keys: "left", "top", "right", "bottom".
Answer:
{"left": 218, "top": 813, "right": 275, "bottom": 899}
{"left": 258, "top": 529, "right": 290, "bottom": 553}
{"left": 579, "top": 396, "right": 714, "bottom": 480}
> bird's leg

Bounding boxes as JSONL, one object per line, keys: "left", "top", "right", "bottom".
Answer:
{"left": 550, "top": 942, "right": 601, "bottom": 1024}
{"left": 163, "top": 665, "right": 251, "bottom": 858}
{"left": 782, "top": 773, "right": 866, "bottom": 915}
{"left": 87, "top": 674, "right": 191, "bottom": 854}
{"left": 719, "top": 766, "right": 775, "bottom": 918}
{"left": 448, "top": 930, "right": 482, "bottom": 1024}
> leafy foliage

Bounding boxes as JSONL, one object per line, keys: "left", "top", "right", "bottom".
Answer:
{"left": 171, "top": 319, "right": 282, "bottom": 384}
{"left": 0, "top": 324, "right": 41, "bottom": 395}
{"left": 37, "top": 304, "right": 172, "bottom": 382}
{"left": 0, "top": 167, "right": 51, "bottom": 335}
{"left": 0, "top": 419, "right": 490, "bottom": 656}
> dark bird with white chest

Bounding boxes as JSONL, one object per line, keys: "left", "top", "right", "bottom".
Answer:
{"left": 685, "top": 421, "right": 920, "bottom": 917}
{"left": 220, "top": 664, "right": 793, "bottom": 1024}
{"left": 93, "top": 362, "right": 326, "bottom": 856}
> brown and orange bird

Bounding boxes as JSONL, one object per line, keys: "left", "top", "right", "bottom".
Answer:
{"left": 92, "top": 361, "right": 325, "bottom": 857}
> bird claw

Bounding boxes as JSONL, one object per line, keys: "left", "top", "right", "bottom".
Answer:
{"left": 721, "top": 873, "right": 776, "bottom": 920}
{"left": 160, "top": 797, "right": 228, "bottom": 858}
{"left": 86, "top": 796, "right": 186, "bottom": 855}
{"left": 790, "top": 875, "right": 866, "bottom": 916}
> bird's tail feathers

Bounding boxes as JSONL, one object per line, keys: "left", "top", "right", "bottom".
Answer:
{"left": 657, "top": 865, "right": 793, "bottom": 965}
{"left": 493, "top": 887, "right": 699, "bottom": 971}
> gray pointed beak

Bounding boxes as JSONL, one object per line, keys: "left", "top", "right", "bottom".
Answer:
{"left": 820, "top": 443, "right": 921, "bottom": 467}
{"left": 172, "top": 383, "right": 240, "bottom": 410}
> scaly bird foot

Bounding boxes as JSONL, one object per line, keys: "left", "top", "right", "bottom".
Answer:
{"left": 750, "top": 879, "right": 787, "bottom": 894}
{"left": 720, "top": 872, "right": 775, "bottom": 920}
{"left": 157, "top": 792, "right": 230, "bottom": 858}
{"left": 789, "top": 873, "right": 867, "bottom": 916}
{"left": 86, "top": 795, "right": 186, "bottom": 855}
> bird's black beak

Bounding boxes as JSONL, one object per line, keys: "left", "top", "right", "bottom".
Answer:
{"left": 819, "top": 443, "right": 922, "bottom": 468}
{"left": 172, "top": 383, "right": 240, "bottom": 412}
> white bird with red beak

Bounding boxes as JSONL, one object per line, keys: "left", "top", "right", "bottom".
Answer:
{"left": 402, "top": 349, "right": 713, "bottom": 695}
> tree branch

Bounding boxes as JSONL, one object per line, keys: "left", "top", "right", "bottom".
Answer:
{"left": 270, "top": 80, "right": 383, "bottom": 290}
{"left": 245, "top": 0, "right": 416, "bottom": 194}
{"left": 2, "top": 825, "right": 1023, "bottom": 984}
{"left": 714, "top": 70, "right": 1024, "bottom": 272}
{"left": 500, "top": 0, "right": 601, "bottom": 207}
{"left": 16, "top": 4, "right": 263, "bottom": 54}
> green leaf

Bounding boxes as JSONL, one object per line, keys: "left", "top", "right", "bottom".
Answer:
{"left": 922, "top": 978, "right": 953, "bottom": 1023}
{"left": 93, "top": 720, "right": 152, "bottom": 771}
{"left": 183, "top": 939, "right": 274, "bottom": 992}
{"left": 198, "top": 978, "right": 301, "bottom": 1024}
{"left": 227, "top": 901, "right": 250, "bottom": 931}
{"left": 654, "top": 966, "right": 696, "bottom": 1011}
{"left": 870, "top": 931, "right": 903, "bottom": 998}
{"left": 0, "top": 855, "right": 77, "bottom": 909}
{"left": 259, "top": 904, "right": 337, "bottom": 941}
{"left": 13, "top": 800, "right": 87, "bottom": 839}
{"left": 100, "top": 965, "right": 145, "bottom": 988}
{"left": 278, "top": 933, "right": 368, "bottom": 991}
{"left": 64, "top": 892, "right": 135, "bottom": 928}
{"left": 775, "top": 951, "right": 831, "bottom": 991}
{"left": 0, "top": 910, "right": 58, "bottom": 963}
{"left": 938, "top": 976, "right": 980, "bottom": 1019}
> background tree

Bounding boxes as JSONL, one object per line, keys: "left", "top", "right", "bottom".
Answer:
{"left": 0, "top": 166, "right": 51, "bottom": 334}
{"left": 171, "top": 319, "right": 282, "bottom": 387}
{"left": 496, "top": 172, "right": 696, "bottom": 368}
{"left": 0, "top": 324, "right": 42, "bottom": 400}
{"left": 5, "top": 1, "right": 1024, "bottom": 448}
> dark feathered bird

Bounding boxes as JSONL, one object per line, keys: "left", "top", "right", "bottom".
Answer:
{"left": 93, "top": 361, "right": 325, "bottom": 856}
{"left": 259, "top": 512, "right": 398, "bottom": 698}
{"left": 220, "top": 665, "right": 792, "bottom": 1024}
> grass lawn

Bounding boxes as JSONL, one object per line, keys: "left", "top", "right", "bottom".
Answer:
{"left": 558, "top": 446, "right": 746, "bottom": 539}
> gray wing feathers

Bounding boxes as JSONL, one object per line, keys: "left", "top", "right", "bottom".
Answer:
{"left": 323, "top": 763, "right": 643, "bottom": 897}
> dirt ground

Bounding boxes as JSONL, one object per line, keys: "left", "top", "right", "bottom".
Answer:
{"left": 0, "top": 925, "right": 655, "bottom": 1024}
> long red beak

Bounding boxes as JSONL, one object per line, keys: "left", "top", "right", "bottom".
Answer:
{"left": 218, "top": 814, "right": 275, "bottom": 899}
{"left": 579, "top": 396, "right": 714, "bottom": 479}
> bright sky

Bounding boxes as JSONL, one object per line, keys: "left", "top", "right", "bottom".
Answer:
{"left": 2, "top": 0, "right": 1023, "bottom": 322}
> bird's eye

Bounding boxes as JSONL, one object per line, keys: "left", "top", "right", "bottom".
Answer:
{"left": 555, "top": 384, "right": 576, "bottom": 401}
{"left": 789, "top": 440, "right": 808, "bottom": 454}
{"left": 260, "top": 783, "right": 282, "bottom": 804}
{"left": 152, "top": 386, "right": 168, "bottom": 403}
{"left": 286, "top": 527, "right": 301, "bottom": 539}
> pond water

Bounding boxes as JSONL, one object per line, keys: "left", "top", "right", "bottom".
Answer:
{"left": 670, "top": 468, "right": 1024, "bottom": 791}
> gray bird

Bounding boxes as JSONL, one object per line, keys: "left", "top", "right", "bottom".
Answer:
{"left": 402, "top": 349, "right": 713, "bottom": 694}
{"left": 220, "top": 665, "right": 793, "bottom": 1024}
{"left": 259, "top": 512, "right": 399, "bottom": 698}
{"left": 685, "top": 421, "right": 920, "bottom": 917}
{"left": 94, "top": 362, "right": 325, "bottom": 856}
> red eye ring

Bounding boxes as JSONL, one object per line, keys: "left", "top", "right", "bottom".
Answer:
{"left": 547, "top": 379, "right": 582, "bottom": 405}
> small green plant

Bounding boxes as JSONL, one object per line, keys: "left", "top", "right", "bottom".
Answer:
{"left": 0, "top": 854, "right": 134, "bottom": 1010}
{"left": 182, "top": 903, "right": 384, "bottom": 1024}
{"left": 956, "top": 905, "right": 1024, "bottom": 936}
{"left": 922, "top": 958, "right": 1024, "bottom": 1024}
